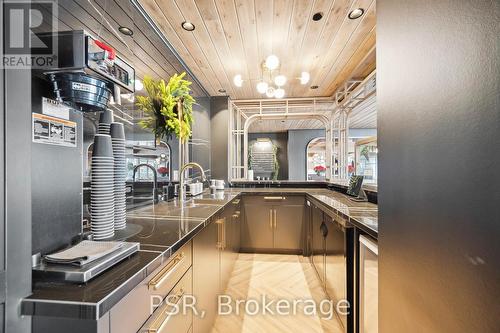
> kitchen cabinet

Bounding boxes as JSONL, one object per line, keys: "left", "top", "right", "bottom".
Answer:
{"left": 274, "top": 204, "right": 304, "bottom": 250}
{"left": 139, "top": 268, "right": 193, "bottom": 333}
{"left": 193, "top": 199, "right": 241, "bottom": 333}
{"left": 241, "top": 195, "right": 304, "bottom": 253}
{"left": 324, "top": 214, "right": 352, "bottom": 331}
{"left": 241, "top": 201, "right": 274, "bottom": 249}
{"left": 220, "top": 198, "right": 241, "bottom": 290}
{"left": 311, "top": 203, "right": 326, "bottom": 284}
{"left": 310, "top": 202, "right": 354, "bottom": 333}
{"left": 109, "top": 242, "right": 193, "bottom": 333}
{"left": 231, "top": 199, "right": 241, "bottom": 254}
{"left": 193, "top": 219, "right": 219, "bottom": 333}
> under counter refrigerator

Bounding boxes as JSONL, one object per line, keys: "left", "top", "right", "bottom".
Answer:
{"left": 359, "top": 235, "right": 378, "bottom": 333}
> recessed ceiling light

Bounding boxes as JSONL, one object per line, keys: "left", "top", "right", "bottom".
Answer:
{"left": 181, "top": 21, "right": 195, "bottom": 31}
{"left": 118, "top": 26, "right": 133, "bottom": 36}
{"left": 348, "top": 8, "right": 364, "bottom": 20}
{"left": 218, "top": 88, "right": 226, "bottom": 93}
{"left": 312, "top": 12, "right": 323, "bottom": 21}
{"left": 310, "top": 85, "right": 319, "bottom": 90}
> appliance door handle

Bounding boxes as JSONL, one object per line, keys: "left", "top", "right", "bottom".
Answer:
{"left": 264, "top": 196, "right": 284, "bottom": 201}
{"left": 273, "top": 209, "right": 277, "bottom": 229}
{"left": 148, "top": 253, "right": 185, "bottom": 291}
{"left": 320, "top": 222, "right": 328, "bottom": 238}
{"left": 145, "top": 288, "right": 185, "bottom": 333}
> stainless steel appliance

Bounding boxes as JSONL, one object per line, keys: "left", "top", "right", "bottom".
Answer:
{"left": 359, "top": 235, "right": 378, "bottom": 333}
{"left": 37, "top": 30, "right": 135, "bottom": 112}
{"left": 31, "top": 30, "right": 137, "bottom": 282}
{"left": 310, "top": 202, "right": 354, "bottom": 332}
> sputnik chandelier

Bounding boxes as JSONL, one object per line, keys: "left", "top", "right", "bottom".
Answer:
{"left": 233, "top": 55, "right": 310, "bottom": 98}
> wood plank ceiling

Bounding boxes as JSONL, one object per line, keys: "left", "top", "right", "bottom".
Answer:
{"left": 56, "top": 0, "right": 207, "bottom": 96}
{"left": 138, "top": 0, "right": 377, "bottom": 99}
{"left": 248, "top": 93, "right": 376, "bottom": 132}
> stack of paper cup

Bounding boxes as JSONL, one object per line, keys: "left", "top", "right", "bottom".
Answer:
{"left": 110, "top": 122, "right": 126, "bottom": 230}
{"left": 90, "top": 134, "right": 115, "bottom": 240}
{"left": 98, "top": 109, "right": 113, "bottom": 135}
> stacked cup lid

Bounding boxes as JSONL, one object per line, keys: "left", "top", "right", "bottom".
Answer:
{"left": 98, "top": 109, "right": 114, "bottom": 135}
{"left": 90, "top": 134, "right": 115, "bottom": 240}
{"left": 110, "top": 122, "right": 126, "bottom": 230}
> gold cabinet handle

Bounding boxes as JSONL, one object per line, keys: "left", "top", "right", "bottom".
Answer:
{"left": 146, "top": 288, "right": 186, "bottom": 333}
{"left": 222, "top": 217, "right": 226, "bottom": 249}
{"left": 216, "top": 218, "right": 224, "bottom": 249}
{"left": 273, "top": 209, "right": 277, "bottom": 229}
{"left": 148, "top": 253, "right": 185, "bottom": 291}
{"left": 264, "top": 196, "right": 284, "bottom": 201}
{"left": 269, "top": 209, "right": 273, "bottom": 229}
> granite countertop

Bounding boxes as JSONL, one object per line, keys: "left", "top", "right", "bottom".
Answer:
{"left": 23, "top": 187, "right": 377, "bottom": 320}
{"left": 230, "top": 179, "right": 378, "bottom": 193}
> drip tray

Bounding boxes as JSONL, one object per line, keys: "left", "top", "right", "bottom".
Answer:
{"left": 33, "top": 242, "right": 140, "bottom": 283}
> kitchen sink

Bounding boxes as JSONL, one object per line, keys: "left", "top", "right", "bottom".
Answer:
{"left": 191, "top": 193, "right": 236, "bottom": 205}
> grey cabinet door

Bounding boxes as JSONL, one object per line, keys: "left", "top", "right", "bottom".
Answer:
{"left": 241, "top": 203, "right": 274, "bottom": 250}
{"left": 193, "top": 220, "right": 219, "bottom": 333}
{"left": 219, "top": 215, "right": 232, "bottom": 293}
{"left": 325, "top": 217, "right": 347, "bottom": 303}
{"left": 274, "top": 204, "right": 304, "bottom": 252}
{"left": 311, "top": 205, "right": 325, "bottom": 283}
{"left": 232, "top": 202, "right": 241, "bottom": 254}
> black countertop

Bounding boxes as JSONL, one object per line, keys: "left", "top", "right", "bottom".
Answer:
{"left": 23, "top": 187, "right": 377, "bottom": 320}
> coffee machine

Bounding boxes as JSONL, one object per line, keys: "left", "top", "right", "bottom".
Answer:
{"left": 31, "top": 31, "right": 136, "bottom": 280}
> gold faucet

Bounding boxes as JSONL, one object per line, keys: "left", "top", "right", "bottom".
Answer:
{"left": 179, "top": 162, "right": 206, "bottom": 201}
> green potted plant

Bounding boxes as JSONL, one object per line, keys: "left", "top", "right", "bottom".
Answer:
{"left": 136, "top": 72, "right": 195, "bottom": 143}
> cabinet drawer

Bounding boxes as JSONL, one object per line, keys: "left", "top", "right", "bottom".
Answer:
{"left": 148, "top": 243, "right": 192, "bottom": 296}
{"left": 140, "top": 268, "right": 193, "bottom": 333}
{"left": 110, "top": 242, "right": 192, "bottom": 333}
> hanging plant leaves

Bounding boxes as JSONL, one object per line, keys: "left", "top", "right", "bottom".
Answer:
{"left": 137, "top": 72, "right": 195, "bottom": 142}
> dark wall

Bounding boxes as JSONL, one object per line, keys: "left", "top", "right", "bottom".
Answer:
{"left": 378, "top": 1, "right": 500, "bottom": 332}
{"left": 210, "top": 96, "right": 229, "bottom": 181}
{"left": 190, "top": 96, "right": 211, "bottom": 178}
{"left": 248, "top": 132, "right": 288, "bottom": 180}
{"left": 288, "top": 129, "right": 325, "bottom": 181}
